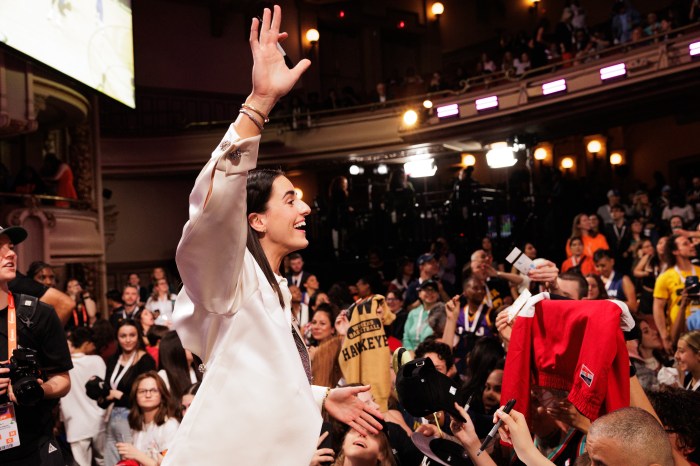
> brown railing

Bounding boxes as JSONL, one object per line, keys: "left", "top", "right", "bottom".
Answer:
{"left": 0, "top": 192, "right": 94, "bottom": 210}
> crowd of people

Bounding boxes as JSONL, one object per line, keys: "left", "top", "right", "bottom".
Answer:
{"left": 275, "top": 0, "right": 699, "bottom": 119}
{"left": 1, "top": 4, "right": 700, "bottom": 466}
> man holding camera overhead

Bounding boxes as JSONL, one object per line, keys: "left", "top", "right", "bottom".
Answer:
{"left": 0, "top": 225, "right": 72, "bottom": 466}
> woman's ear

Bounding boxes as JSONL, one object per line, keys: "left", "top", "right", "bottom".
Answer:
{"left": 248, "top": 212, "right": 267, "bottom": 233}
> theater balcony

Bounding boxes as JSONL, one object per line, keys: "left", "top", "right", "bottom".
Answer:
{"left": 100, "top": 24, "right": 700, "bottom": 173}
{"left": 0, "top": 52, "right": 106, "bottom": 298}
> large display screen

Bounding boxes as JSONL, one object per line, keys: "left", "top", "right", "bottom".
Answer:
{"left": 0, "top": 0, "right": 134, "bottom": 108}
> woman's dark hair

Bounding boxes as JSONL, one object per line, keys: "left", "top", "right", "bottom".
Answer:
{"left": 115, "top": 319, "right": 146, "bottom": 353}
{"left": 311, "top": 303, "right": 339, "bottom": 326}
{"left": 585, "top": 273, "right": 608, "bottom": 299}
{"left": 327, "top": 282, "right": 354, "bottom": 309}
{"left": 664, "top": 234, "right": 681, "bottom": 267}
{"left": 40, "top": 153, "right": 62, "bottom": 177}
{"left": 68, "top": 326, "right": 94, "bottom": 349}
{"left": 159, "top": 331, "right": 200, "bottom": 405}
{"left": 128, "top": 371, "right": 173, "bottom": 430}
{"left": 27, "top": 261, "right": 53, "bottom": 280}
{"left": 91, "top": 319, "right": 115, "bottom": 353}
{"left": 247, "top": 169, "right": 286, "bottom": 308}
{"left": 462, "top": 337, "right": 506, "bottom": 403}
{"left": 146, "top": 324, "right": 170, "bottom": 347}
{"left": 647, "top": 385, "right": 700, "bottom": 454}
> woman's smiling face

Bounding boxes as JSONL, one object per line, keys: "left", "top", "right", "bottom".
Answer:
{"left": 256, "top": 176, "right": 311, "bottom": 254}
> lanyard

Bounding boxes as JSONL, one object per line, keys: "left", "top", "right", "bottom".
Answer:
{"left": 483, "top": 283, "right": 494, "bottom": 308}
{"left": 461, "top": 304, "right": 484, "bottom": 333}
{"left": 5, "top": 292, "right": 17, "bottom": 361}
{"left": 613, "top": 224, "right": 626, "bottom": 241}
{"left": 74, "top": 304, "right": 88, "bottom": 327}
{"left": 110, "top": 350, "right": 137, "bottom": 389}
{"left": 415, "top": 307, "right": 429, "bottom": 340}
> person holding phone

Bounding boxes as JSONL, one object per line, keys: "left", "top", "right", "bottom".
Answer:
{"left": 162, "top": 7, "right": 382, "bottom": 465}
{"left": 653, "top": 234, "right": 700, "bottom": 354}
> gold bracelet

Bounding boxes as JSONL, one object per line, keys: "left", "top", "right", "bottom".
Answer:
{"left": 241, "top": 103, "right": 270, "bottom": 124}
{"left": 321, "top": 387, "right": 332, "bottom": 411}
{"left": 239, "top": 109, "right": 264, "bottom": 132}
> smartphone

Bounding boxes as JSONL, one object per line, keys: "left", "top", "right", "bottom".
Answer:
{"left": 686, "top": 276, "right": 700, "bottom": 296}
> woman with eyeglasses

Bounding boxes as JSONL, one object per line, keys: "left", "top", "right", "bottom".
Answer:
{"left": 98, "top": 319, "right": 156, "bottom": 466}
{"left": 115, "top": 372, "right": 179, "bottom": 466}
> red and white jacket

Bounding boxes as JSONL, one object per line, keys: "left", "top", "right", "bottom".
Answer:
{"left": 502, "top": 299, "right": 630, "bottom": 424}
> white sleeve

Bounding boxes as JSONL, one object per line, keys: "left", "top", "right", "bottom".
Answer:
{"left": 311, "top": 385, "right": 328, "bottom": 411}
{"left": 175, "top": 124, "right": 261, "bottom": 316}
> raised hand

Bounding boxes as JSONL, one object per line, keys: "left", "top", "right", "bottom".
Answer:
{"left": 324, "top": 385, "right": 384, "bottom": 436}
{"left": 248, "top": 6, "right": 311, "bottom": 113}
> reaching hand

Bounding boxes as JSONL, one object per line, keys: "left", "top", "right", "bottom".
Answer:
{"left": 527, "top": 260, "right": 559, "bottom": 288}
{"left": 248, "top": 6, "right": 311, "bottom": 112}
{"left": 309, "top": 432, "right": 335, "bottom": 466}
{"left": 445, "top": 295, "right": 460, "bottom": 321}
{"left": 335, "top": 310, "right": 350, "bottom": 336}
{"left": 449, "top": 403, "right": 481, "bottom": 451}
{"left": 495, "top": 308, "right": 513, "bottom": 344}
{"left": 494, "top": 408, "right": 543, "bottom": 464}
{"left": 324, "top": 385, "right": 383, "bottom": 436}
{"left": 544, "top": 400, "right": 591, "bottom": 433}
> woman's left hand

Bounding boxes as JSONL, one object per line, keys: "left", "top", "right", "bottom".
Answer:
{"left": 248, "top": 6, "right": 311, "bottom": 111}
{"left": 116, "top": 442, "right": 140, "bottom": 460}
{"left": 324, "top": 385, "right": 383, "bottom": 435}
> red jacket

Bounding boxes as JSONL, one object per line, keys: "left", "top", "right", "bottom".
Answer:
{"left": 502, "top": 299, "right": 629, "bottom": 424}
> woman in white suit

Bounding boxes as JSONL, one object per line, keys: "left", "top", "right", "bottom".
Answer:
{"left": 162, "top": 6, "right": 382, "bottom": 466}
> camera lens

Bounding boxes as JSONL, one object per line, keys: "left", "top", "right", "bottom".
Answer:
{"left": 13, "top": 376, "right": 44, "bottom": 406}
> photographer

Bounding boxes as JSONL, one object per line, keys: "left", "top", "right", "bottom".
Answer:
{"left": 0, "top": 225, "right": 72, "bottom": 466}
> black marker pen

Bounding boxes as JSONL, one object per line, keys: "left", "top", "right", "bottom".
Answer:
{"left": 477, "top": 398, "right": 516, "bottom": 456}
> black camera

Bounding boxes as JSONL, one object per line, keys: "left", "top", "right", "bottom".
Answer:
{"left": 0, "top": 348, "right": 44, "bottom": 406}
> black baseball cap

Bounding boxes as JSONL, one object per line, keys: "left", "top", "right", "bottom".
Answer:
{"left": 0, "top": 225, "right": 28, "bottom": 245}
{"left": 411, "top": 433, "right": 473, "bottom": 466}
{"left": 395, "top": 356, "right": 467, "bottom": 422}
{"left": 418, "top": 279, "right": 439, "bottom": 292}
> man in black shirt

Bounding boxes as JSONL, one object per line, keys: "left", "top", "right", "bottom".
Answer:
{"left": 0, "top": 225, "right": 72, "bottom": 466}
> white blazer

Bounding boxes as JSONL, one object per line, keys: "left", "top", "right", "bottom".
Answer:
{"left": 163, "top": 126, "right": 325, "bottom": 466}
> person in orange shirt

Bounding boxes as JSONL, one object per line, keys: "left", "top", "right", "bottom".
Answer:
{"left": 566, "top": 213, "right": 610, "bottom": 258}
{"left": 562, "top": 235, "right": 596, "bottom": 275}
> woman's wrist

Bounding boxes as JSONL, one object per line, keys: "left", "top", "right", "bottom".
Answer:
{"left": 245, "top": 93, "right": 277, "bottom": 117}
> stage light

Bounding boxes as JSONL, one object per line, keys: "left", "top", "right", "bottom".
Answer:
{"left": 542, "top": 79, "right": 567, "bottom": 95}
{"left": 600, "top": 63, "right": 626, "bottom": 80}
{"left": 294, "top": 188, "right": 303, "bottom": 200}
{"left": 404, "top": 158, "right": 437, "bottom": 178}
{"left": 690, "top": 41, "right": 700, "bottom": 56}
{"left": 339, "top": 10, "right": 345, "bottom": 18}
{"left": 587, "top": 139, "right": 602, "bottom": 155}
{"left": 475, "top": 95, "right": 498, "bottom": 111}
{"left": 397, "top": 20, "right": 405, "bottom": 29}
{"left": 349, "top": 165, "right": 364, "bottom": 176}
{"left": 534, "top": 147, "right": 548, "bottom": 160}
{"left": 403, "top": 109, "right": 418, "bottom": 126}
{"left": 423, "top": 99, "right": 433, "bottom": 109}
{"left": 431, "top": 2, "right": 444, "bottom": 16}
{"left": 486, "top": 142, "right": 517, "bottom": 168}
{"left": 436, "top": 103, "right": 459, "bottom": 118}
{"left": 561, "top": 157, "right": 574, "bottom": 169}
{"left": 610, "top": 152, "right": 623, "bottom": 165}
{"left": 376, "top": 164, "right": 389, "bottom": 175}
{"left": 305, "top": 29, "right": 319, "bottom": 44}
{"left": 461, "top": 153, "right": 476, "bottom": 167}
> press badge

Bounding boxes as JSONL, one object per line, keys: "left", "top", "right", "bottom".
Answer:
{"left": 0, "top": 402, "right": 20, "bottom": 450}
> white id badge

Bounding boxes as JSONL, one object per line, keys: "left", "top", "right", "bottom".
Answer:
{"left": 0, "top": 402, "right": 20, "bottom": 450}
